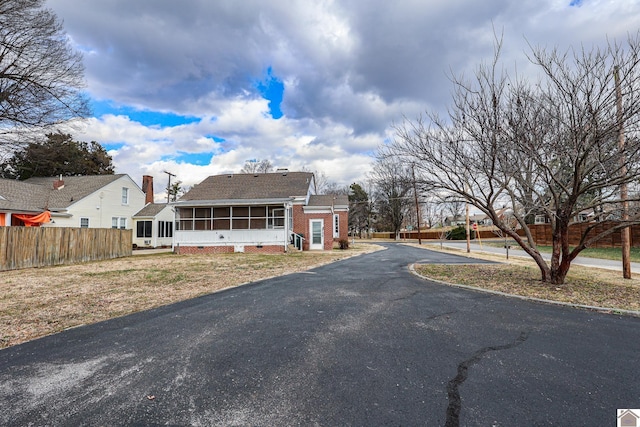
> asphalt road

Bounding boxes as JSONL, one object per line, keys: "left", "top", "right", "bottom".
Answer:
{"left": 1, "top": 243, "right": 638, "bottom": 426}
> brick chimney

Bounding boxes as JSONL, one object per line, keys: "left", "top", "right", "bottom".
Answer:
{"left": 142, "top": 175, "right": 154, "bottom": 204}
{"left": 53, "top": 175, "right": 64, "bottom": 190}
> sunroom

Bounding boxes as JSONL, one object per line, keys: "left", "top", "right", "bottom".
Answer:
{"left": 173, "top": 202, "right": 294, "bottom": 253}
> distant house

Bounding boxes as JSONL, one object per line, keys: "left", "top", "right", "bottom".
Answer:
{"left": 172, "top": 171, "right": 349, "bottom": 253}
{"left": 0, "top": 175, "right": 146, "bottom": 241}
{"left": 131, "top": 175, "right": 174, "bottom": 248}
{"left": 132, "top": 203, "right": 174, "bottom": 248}
{"left": 444, "top": 216, "right": 466, "bottom": 227}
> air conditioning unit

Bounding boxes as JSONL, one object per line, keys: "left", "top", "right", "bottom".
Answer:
{"left": 144, "top": 240, "right": 151, "bottom": 245}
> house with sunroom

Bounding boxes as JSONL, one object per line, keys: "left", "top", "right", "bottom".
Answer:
{"left": 171, "top": 170, "right": 349, "bottom": 253}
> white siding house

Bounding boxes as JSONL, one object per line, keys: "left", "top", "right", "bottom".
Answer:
{"left": 22, "top": 175, "right": 146, "bottom": 230}
{"left": 132, "top": 203, "right": 174, "bottom": 248}
{"left": 0, "top": 175, "right": 147, "bottom": 245}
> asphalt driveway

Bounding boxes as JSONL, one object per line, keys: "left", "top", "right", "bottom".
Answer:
{"left": 1, "top": 243, "right": 638, "bottom": 426}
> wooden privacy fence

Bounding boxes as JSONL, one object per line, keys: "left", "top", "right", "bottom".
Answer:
{"left": 373, "top": 221, "right": 640, "bottom": 248}
{"left": 526, "top": 222, "right": 640, "bottom": 248}
{"left": 372, "top": 229, "right": 497, "bottom": 240}
{"left": 0, "top": 227, "right": 132, "bottom": 271}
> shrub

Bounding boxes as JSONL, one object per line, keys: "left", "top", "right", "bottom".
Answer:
{"left": 338, "top": 239, "right": 349, "bottom": 250}
{"left": 446, "top": 225, "right": 475, "bottom": 240}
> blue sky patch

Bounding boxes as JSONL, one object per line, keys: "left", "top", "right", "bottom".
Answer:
{"left": 254, "top": 67, "right": 284, "bottom": 119}
{"left": 569, "top": 0, "right": 583, "bottom": 6}
{"left": 91, "top": 100, "right": 200, "bottom": 127}
{"left": 163, "top": 151, "right": 213, "bottom": 165}
{"left": 103, "top": 142, "right": 126, "bottom": 151}
{"left": 206, "top": 134, "right": 226, "bottom": 143}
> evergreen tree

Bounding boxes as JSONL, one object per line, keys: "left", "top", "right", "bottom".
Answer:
{"left": 1, "top": 132, "right": 114, "bottom": 179}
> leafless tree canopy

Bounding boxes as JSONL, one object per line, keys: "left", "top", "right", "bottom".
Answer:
{"left": 0, "top": 0, "right": 89, "bottom": 147}
{"left": 369, "top": 155, "right": 414, "bottom": 239}
{"left": 240, "top": 159, "right": 274, "bottom": 174}
{"left": 390, "top": 34, "right": 640, "bottom": 284}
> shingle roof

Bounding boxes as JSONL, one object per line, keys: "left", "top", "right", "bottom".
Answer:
{"left": 134, "top": 203, "right": 169, "bottom": 217}
{"left": 1, "top": 174, "right": 132, "bottom": 213}
{"left": 308, "top": 195, "right": 349, "bottom": 207}
{"left": 24, "top": 175, "right": 126, "bottom": 209}
{"left": 179, "top": 172, "right": 314, "bottom": 201}
{"left": 0, "top": 179, "right": 51, "bottom": 212}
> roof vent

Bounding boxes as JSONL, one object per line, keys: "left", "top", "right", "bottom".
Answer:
{"left": 276, "top": 168, "right": 289, "bottom": 176}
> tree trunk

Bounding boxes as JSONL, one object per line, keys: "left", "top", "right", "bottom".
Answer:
{"left": 549, "top": 217, "right": 571, "bottom": 285}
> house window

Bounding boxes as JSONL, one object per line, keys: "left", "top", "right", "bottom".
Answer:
{"left": 250, "top": 206, "right": 267, "bottom": 229}
{"left": 213, "top": 207, "right": 230, "bottom": 230}
{"left": 112, "top": 217, "right": 127, "bottom": 229}
{"left": 121, "top": 187, "right": 129, "bottom": 205}
{"left": 268, "top": 207, "right": 285, "bottom": 228}
{"left": 178, "top": 208, "right": 194, "bottom": 230}
{"left": 333, "top": 214, "right": 339, "bottom": 238}
{"left": 534, "top": 215, "right": 547, "bottom": 224}
{"left": 137, "top": 220, "right": 152, "bottom": 238}
{"left": 159, "top": 221, "right": 173, "bottom": 237}
{"left": 80, "top": 217, "right": 89, "bottom": 228}
{"left": 232, "top": 206, "right": 250, "bottom": 230}
{"left": 192, "top": 207, "right": 211, "bottom": 230}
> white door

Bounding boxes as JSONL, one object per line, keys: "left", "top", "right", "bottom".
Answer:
{"left": 309, "top": 219, "right": 324, "bottom": 250}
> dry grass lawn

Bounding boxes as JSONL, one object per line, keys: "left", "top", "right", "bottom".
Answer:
{"left": 410, "top": 244, "right": 640, "bottom": 314}
{"left": 0, "top": 244, "right": 382, "bottom": 349}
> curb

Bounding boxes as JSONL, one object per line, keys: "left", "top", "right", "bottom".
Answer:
{"left": 408, "top": 263, "right": 640, "bottom": 318}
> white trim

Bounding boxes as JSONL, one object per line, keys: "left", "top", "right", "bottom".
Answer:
{"left": 309, "top": 219, "right": 324, "bottom": 250}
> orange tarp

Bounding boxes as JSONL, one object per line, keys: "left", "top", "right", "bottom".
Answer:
{"left": 12, "top": 211, "right": 51, "bottom": 227}
{"left": 0, "top": 213, "right": 5, "bottom": 226}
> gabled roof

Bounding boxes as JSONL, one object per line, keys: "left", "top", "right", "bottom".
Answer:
{"left": 179, "top": 172, "right": 314, "bottom": 202}
{"left": 24, "top": 175, "right": 127, "bottom": 209}
{"left": 308, "top": 195, "right": 349, "bottom": 208}
{"left": 133, "top": 203, "right": 170, "bottom": 218}
{"left": 0, "top": 179, "right": 51, "bottom": 212}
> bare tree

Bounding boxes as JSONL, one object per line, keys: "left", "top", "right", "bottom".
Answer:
{"left": 299, "top": 167, "right": 344, "bottom": 194}
{"left": 370, "top": 155, "right": 414, "bottom": 240}
{"left": 0, "top": 0, "right": 89, "bottom": 148}
{"left": 440, "top": 195, "right": 466, "bottom": 226}
{"left": 420, "top": 197, "right": 439, "bottom": 229}
{"left": 391, "top": 34, "right": 640, "bottom": 284}
{"left": 240, "top": 159, "right": 274, "bottom": 174}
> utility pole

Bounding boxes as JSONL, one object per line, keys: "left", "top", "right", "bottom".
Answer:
{"left": 164, "top": 170, "right": 176, "bottom": 204}
{"left": 615, "top": 66, "right": 631, "bottom": 279}
{"left": 412, "top": 164, "right": 422, "bottom": 244}
{"left": 465, "top": 201, "right": 471, "bottom": 253}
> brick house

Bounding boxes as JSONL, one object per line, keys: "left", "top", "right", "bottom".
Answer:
{"left": 171, "top": 171, "right": 348, "bottom": 253}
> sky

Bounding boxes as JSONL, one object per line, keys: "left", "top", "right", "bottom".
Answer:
{"left": 47, "top": 0, "right": 640, "bottom": 201}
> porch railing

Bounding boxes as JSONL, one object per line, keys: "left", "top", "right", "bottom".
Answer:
{"left": 290, "top": 232, "right": 304, "bottom": 251}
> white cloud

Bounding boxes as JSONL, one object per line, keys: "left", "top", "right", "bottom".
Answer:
{"left": 46, "top": 0, "right": 640, "bottom": 192}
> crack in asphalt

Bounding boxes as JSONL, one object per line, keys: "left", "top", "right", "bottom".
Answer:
{"left": 391, "top": 290, "right": 423, "bottom": 302}
{"left": 425, "top": 311, "right": 456, "bottom": 320}
{"left": 444, "top": 330, "right": 530, "bottom": 427}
